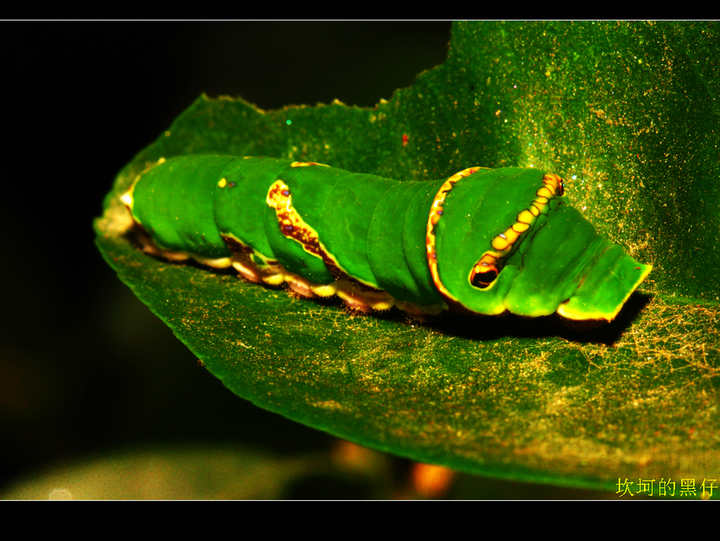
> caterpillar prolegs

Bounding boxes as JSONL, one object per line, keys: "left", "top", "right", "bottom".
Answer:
{"left": 121, "top": 155, "right": 652, "bottom": 321}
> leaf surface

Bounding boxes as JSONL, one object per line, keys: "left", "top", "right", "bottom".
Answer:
{"left": 96, "top": 21, "right": 720, "bottom": 496}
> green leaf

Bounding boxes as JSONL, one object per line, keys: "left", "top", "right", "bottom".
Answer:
{"left": 95, "top": 21, "right": 720, "bottom": 498}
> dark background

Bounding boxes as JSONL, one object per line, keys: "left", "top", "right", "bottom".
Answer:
{"left": 0, "top": 21, "right": 607, "bottom": 499}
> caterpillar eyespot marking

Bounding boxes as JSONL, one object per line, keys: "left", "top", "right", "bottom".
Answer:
{"left": 122, "top": 155, "right": 652, "bottom": 321}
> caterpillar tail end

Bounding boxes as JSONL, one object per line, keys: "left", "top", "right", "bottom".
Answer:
{"left": 557, "top": 247, "right": 652, "bottom": 322}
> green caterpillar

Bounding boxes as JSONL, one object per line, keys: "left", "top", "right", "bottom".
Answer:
{"left": 121, "top": 155, "right": 652, "bottom": 321}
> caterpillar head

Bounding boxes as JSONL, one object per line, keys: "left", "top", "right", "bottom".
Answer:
{"left": 428, "top": 168, "right": 651, "bottom": 321}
